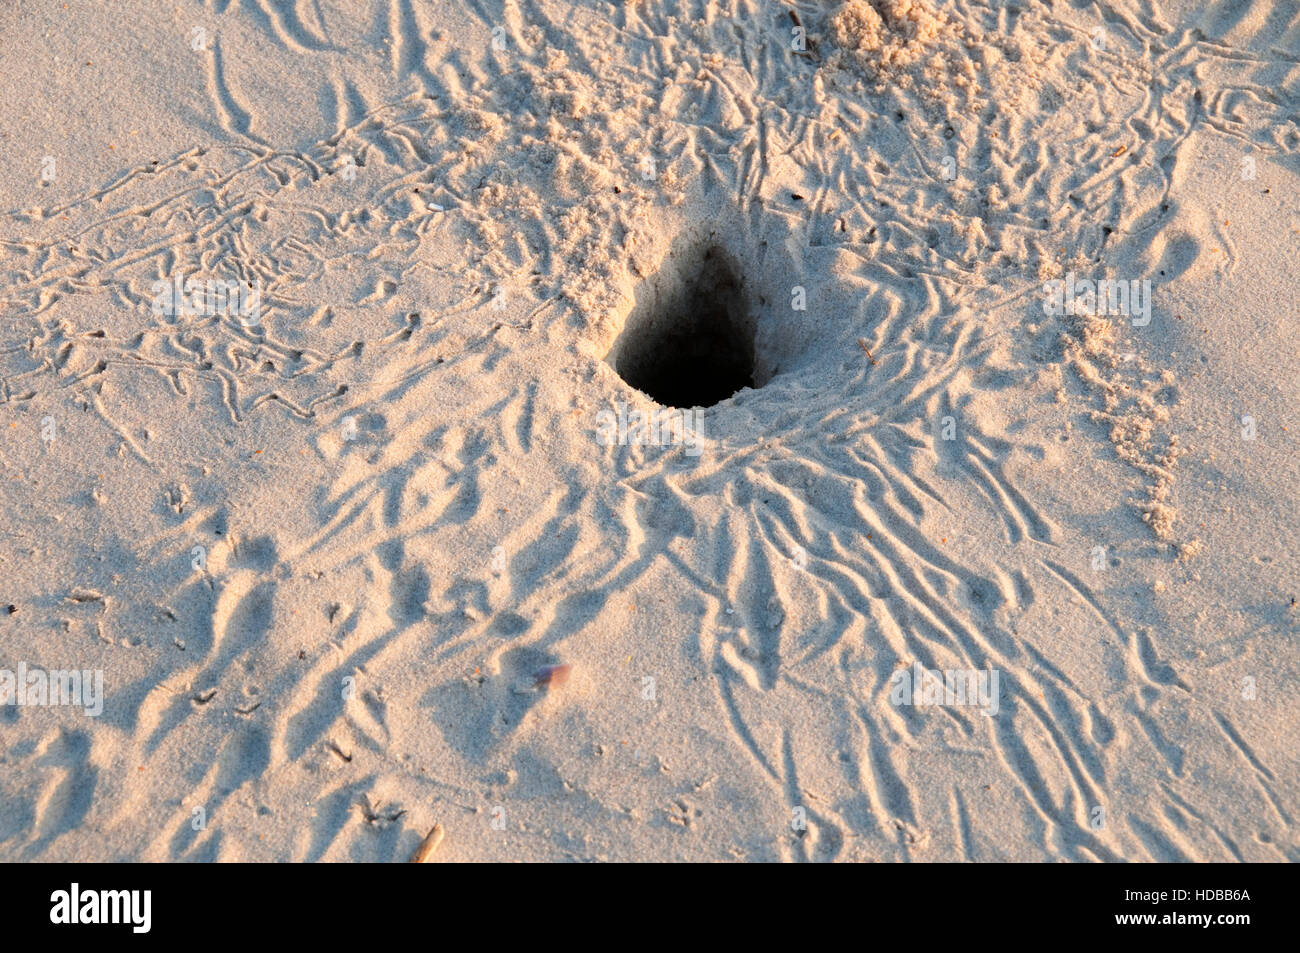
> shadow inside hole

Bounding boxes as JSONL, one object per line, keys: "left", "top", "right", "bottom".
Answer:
{"left": 611, "top": 244, "right": 755, "bottom": 408}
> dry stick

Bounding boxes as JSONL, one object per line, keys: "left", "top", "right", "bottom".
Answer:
{"left": 789, "top": 6, "right": 819, "bottom": 60}
{"left": 409, "top": 823, "right": 445, "bottom": 863}
{"left": 857, "top": 339, "right": 878, "bottom": 365}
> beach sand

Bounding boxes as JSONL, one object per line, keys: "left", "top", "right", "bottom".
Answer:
{"left": 0, "top": 0, "right": 1296, "bottom": 861}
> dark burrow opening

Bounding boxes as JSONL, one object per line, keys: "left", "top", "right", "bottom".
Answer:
{"left": 609, "top": 244, "right": 756, "bottom": 408}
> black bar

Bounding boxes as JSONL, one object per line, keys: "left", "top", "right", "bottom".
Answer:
{"left": 0, "top": 862, "right": 1279, "bottom": 941}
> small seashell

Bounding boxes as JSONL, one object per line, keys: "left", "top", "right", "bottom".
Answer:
{"left": 532, "top": 664, "right": 572, "bottom": 689}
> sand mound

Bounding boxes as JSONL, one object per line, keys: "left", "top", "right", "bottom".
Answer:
{"left": 826, "top": 0, "right": 980, "bottom": 100}
{"left": 829, "top": 0, "right": 947, "bottom": 69}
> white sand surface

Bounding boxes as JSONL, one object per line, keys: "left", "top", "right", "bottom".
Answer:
{"left": 0, "top": 0, "right": 1296, "bottom": 861}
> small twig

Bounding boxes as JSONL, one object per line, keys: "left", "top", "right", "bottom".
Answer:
{"left": 409, "top": 823, "right": 445, "bottom": 863}
{"left": 857, "top": 339, "right": 878, "bottom": 366}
